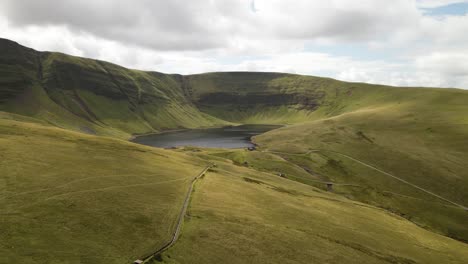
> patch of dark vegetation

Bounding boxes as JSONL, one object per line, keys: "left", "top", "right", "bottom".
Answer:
{"left": 132, "top": 215, "right": 152, "bottom": 226}
{"left": 184, "top": 147, "right": 201, "bottom": 152}
{"left": 231, "top": 160, "right": 244, "bottom": 166}
{"left": 173, "top": 74, "right": 194, "bottom": 99}
{"left": 299, "top": 165, "right": 315, "bottom": 175}
{"left": 186, "top": 214, "right": 203, "bottom": 220}
{"left": 0, "top": 39, "right": 39, "bottom": 102}
{"left": 316, "top": 234, "right": 417, "bottom": 264}
{"left": 271, "top": 186, "right": 300, "bottom": 196}
{"left": 153, "top": 254, "right": 163, "bottom": 262}
{"left": 447, "top": 229, "right": 468, "bottom": 244}
{"left": 44, "top": 60, "right": 130, "bottom": 99}
{"left": 323, "top": 158, "right": 349, "bottom": 175}
{"left": 243, "top": 177, "right": 265, "bottom": 185}
{"left": 196, "top": 92, "right": 320, "bottom": 110}
{"left": 356, "top": 130, "right": 374, "bottom": 143}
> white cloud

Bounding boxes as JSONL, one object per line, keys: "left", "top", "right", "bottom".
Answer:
{"left": 0, "top": 0, "right": 467, "bottom": 89}
{"left": 0, "top": 0, "right": 429, "bottom": 49}
{"left": 416, "top": 52, "right": 468, "bottom": 77}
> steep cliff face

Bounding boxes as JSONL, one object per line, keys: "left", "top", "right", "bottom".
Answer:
{"left": 0, "top": 38, "right": 40, "bottom": 103}
{"left": 0, "top": 39, "right": 336, "bottom": 136}
{"left": 183, "top": 72, "right": 335, "bottom": 123}
{"left": 0, "top": 39, "right": 227, "bottom": 137}
{"left": 188, "top": 73, "right": 324, "bottom": 109}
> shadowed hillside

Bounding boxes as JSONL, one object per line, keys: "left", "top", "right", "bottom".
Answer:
{"left": 0, "top": 38, "right": 427, "bottom": 136}
{"left": 0, "top": 38, "right": 227, "bottom": 138}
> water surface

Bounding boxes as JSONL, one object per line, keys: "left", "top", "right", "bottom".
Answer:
{"left": 132, "top": 124, "right": 281, "bottom": 149}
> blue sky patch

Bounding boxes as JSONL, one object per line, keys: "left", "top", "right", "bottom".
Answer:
{"left": 304, "top": 43, "right": 401, "bottom": 62}
{"left": 422, "top": 2, "right": 468, "bottom": 16}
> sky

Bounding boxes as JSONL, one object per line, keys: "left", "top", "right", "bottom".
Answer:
{"left": 1, "top": 0, "right": 468, "bottom": 88}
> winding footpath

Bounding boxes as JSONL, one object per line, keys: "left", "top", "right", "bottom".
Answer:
{"left": 267, "top": 149, "right": 468, "bottom": 210}
{"left": 132, "top": 148, "right": 466, "bottom": 263}
{"left": 135, "top": 164, "right": 213, "bottom": 264}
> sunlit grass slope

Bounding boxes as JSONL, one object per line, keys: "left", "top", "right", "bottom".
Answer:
{"left": 0, "top": 116, "right": 210, "bottom": 264}
{"left": 255, "top": 87, "right": 468, "bottom": 241}
{"left": 152, "top": 152, "right": 468, "bottom": 264}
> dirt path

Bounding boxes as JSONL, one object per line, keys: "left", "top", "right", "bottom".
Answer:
{"left": 324, "top": 150, "right": 468, "bottom": 210}
{"left": 266, "top": 149, "right": 467, "bottom": 210}
{"left": 136, "top": 164, "right": 212, "bottom": 263}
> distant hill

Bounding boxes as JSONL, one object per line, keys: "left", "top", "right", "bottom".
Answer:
{"left": 0, "top": 38, "right": 227, "bottom": 138}
{"left": 3, "top": 38, "right": 465, "bottom": 138}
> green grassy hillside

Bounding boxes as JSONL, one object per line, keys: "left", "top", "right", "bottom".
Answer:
{"left": 2, "top": 113, "right": 467, "bottom": 264}
{"left": 185, "top": 73, "right": 468, "bottom": 243}
{"left": 0, "top": 116, "right": 210, "bottom": 263}
{"left": 151, "top": 148, "right": 468, "bottom": 264}
{"left": 1, "top": 38, "right": 468, "bottom": 263}
{"left": 254, "top": 87, "right": 468, "bottom": 241}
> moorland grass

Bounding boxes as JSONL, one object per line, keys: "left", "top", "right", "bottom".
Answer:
{"left": 0, "top": 118, "right": 210, "bottom": 264}
{"left": 2, "top": 38, "right": 468, "bottom": 263}
{"left": 153, "top": 156, "right": 468, "bottom": 264}
{"left": 254, "top": 92, "right": 468, "bottom": 241}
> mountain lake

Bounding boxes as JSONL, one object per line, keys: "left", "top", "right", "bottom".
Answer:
{"left": 131, "top": 124, "right": 281, "bottom": 149}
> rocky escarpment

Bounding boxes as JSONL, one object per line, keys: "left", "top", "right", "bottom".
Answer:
{"left": 0, "top": 38, "right": 343, "bottom": 135}
{"left": 0, "top": 38, "right": 40, "bottom": 103}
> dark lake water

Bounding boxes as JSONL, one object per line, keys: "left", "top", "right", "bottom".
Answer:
{"left": 132, "top": 125, "right": 281, "bottom": 149}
